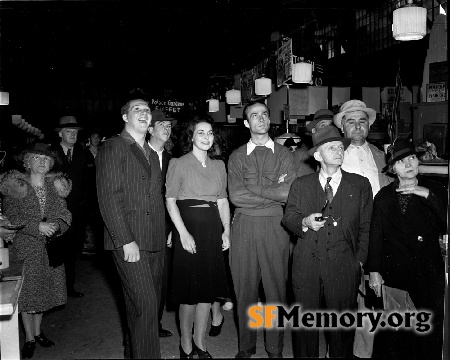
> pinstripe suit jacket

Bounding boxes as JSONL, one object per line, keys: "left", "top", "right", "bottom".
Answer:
{"left": 282, "top": 170, "right": 373, "bottom": 269}
{"left": 96, "top": 132, "right": 166, "bottom": 251}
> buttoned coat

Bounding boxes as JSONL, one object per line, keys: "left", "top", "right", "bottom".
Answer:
{"left": 365, "top": 177, "right": 446, "bottom": 295}
{"left": 96, "top": 135, "right": 166, "bottom": 251}
{"left": 282, "top": 170, "right": 373, "bottom": 287}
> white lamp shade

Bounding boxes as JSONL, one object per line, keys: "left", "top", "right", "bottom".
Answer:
{"left": 0, "top": 92, "right": 9, "bottom": 105}
{"left": 292, "top": 62, "right": 313, "bottom": 83}
{"left": 225, "top": 89, "right": 241, "bottom": 104}
{"left": 12, "top": 115, "right": 22, "bottom": 125}
{"left": 255, "top": 77, "right": 272, "bottom": 96}
{"left": 208, "top": 99, "right": 219, "bottom": 112}
{"left": 393, "top": 5, "right": 427, "bottom": 41}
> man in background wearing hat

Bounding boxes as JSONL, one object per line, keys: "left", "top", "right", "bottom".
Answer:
{"left": 334, "top": 99, "right": 392, "bottom": 358}
{"left": 306, "top": 108, "right": 335, "bottom": 134}
{"left": 55, "top": 115, "right": 88, "bottom": 298}
{"left": 148, "top": 109, "right": 174, "bottom": 338}
{"left": 96, "top": 99, "right": 166, "bottom": 358}
{"left": 282, "top": 126, "right": 373, "bottom": 358}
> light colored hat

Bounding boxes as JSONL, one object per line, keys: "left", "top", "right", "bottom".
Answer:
{"left": 55, "top": 116, "right": 83, "bottom": 132}
{"left": 333, "top": 100, "right": 376, "bottom": 128}
{"left": 306, "top": 109, "right": 334, "bottom": 132}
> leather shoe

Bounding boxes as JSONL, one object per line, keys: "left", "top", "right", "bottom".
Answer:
{"left": 268, "top": 351, "right": 283, "bottom": 358}
{"left": 68, "top": 290, "right": 84, "bottom": 298}
{"left": 193, "top": 341, "right": 212, "bottom": 359}
{"left": 34, "top": 332, "right": 55, "bottom": 347}
{"left": 209, "top": 315, "right": 224, "bottom": 337}
{"left": 22, "top": 341, "right": 36, "bottom": 359}
{"left": 159, "top": 327, "right": 173, "bottom": 337}
{"left": 235, "top": 347, "right": 256, "bottom": 358}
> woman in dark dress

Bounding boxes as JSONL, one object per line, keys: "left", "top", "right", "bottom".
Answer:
{"left": 166, "top": 118, "right": 230, "bottom": 359}
{"left": 365, "top": 138, "right": 447, "bottom": 360}
{"left": 0, "top": 142, "right": 72, "bottom": 359}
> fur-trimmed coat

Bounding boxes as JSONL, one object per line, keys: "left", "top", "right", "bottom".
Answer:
{"left": 0, "top": 170, "right": 72, "bottom": 312}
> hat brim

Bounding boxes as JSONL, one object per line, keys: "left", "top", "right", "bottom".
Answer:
{"left": 307, "top": 137, "right": 351, "bottom": 156}
{"left": 333, "top": 107, "right": 377, "bottom": 128}
{"left": 150, "top": 118, "right": 176, "bottom": 125}
{"left": 55, "top": 124, "right": 84, "bottom": 131}
{"left": 382, "top": 150, "right": 426, "bottom": 172}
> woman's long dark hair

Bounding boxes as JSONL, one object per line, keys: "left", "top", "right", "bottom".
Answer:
{"left": 180, "top": 117, "right": 221, "bottom": 158}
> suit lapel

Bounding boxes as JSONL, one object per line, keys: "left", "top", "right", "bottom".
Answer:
{"left": 378, "top": 184, "right": 409, "bottom": 236}
{"left": 129, "top": 143, "right": 152, "bottom": 176}
{"left": 305, "top": 172, "right": 320, "bottom": 210}
{"left": 339, "top": 171, "right": 356, "bottom": 230}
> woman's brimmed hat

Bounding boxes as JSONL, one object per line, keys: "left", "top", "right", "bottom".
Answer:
{"left": 19, "top": 142, "right": 63, "bottom": 171}
{"left": 383, "top": 138, "right": 425, "bottom": 172}
{"left": 307, "top": 126, "right": 351, "bottom": 156}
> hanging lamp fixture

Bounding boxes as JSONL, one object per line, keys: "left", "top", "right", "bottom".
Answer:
{"left": 292, "top": 57, "right": 313, "bottom": 84}
{"left": 392, "top": 0, "right": 427, "bottom": 41}
{"left": 225, "top": 89, "right": 241, "bottom": 104}
{"left": 207, "top": 99, "right": 219, "bottom": 112}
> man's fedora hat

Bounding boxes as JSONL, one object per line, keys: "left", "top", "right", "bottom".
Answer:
{"left": 306, "top": 109, "right": 334, "bottom": 133}
{"left": 383, "top": 137, "right": 425, "bottom": 172}
{"left": 333, "top": 100, "right": 377, "bottom": 128}
{"left": 307, "top": 125, "right": 351, "bottom": 156}
{"left": 55, "top": 116, "right": 83, "bottom": 132}
{"left": 150, "top": 109, "right": 175, "bottom": 126}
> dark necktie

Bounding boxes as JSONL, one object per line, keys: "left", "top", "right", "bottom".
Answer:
{"left": 67, "top": 148, "right": 72, "bottom": 164}
{"left": 325, "top": 177, "right": 333, "bottom": 203}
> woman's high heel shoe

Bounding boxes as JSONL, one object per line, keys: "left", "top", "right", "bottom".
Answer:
{"left": 193, "top": 341, "right": 213, "bottom": 359}
{"left": 209, "top": 315, "right": 224, "bottom": 337}
{"left": 179, "top": 343, "right": 194, "bottom": 359}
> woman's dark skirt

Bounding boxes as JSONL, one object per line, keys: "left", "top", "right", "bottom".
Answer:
{"left": 171, "top": 199, "right": 229, "bottom": 305}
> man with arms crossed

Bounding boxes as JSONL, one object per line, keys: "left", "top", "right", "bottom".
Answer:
{"left": 96, "top": 99, "right": 166, "bottom": 359}
{"left": 228, "top": 100, "right": 295, "bottom": 358}
{"left": 282, "top": 126, "right": 373, "bottom": 358}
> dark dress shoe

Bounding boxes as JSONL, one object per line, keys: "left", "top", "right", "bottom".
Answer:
{"left": 268, "top": 351, "right": 283, "bottom": 358}
{"left": 159, "top": 327, "right": 173, "bottom": 337}
{"left": 235, "top": 347, "right": 256, "bottom": 358}
{"left": 68, "top": 290, "right": 84, "bottom": 298}
{"left": 34, "top": 332, "right": 55, "bottom": 347}
{"left": 209, "top": 315, "right": 224, "bottom": 337}
{"left": 179, "top": 343, "right": 194, "bottom": 359}
{"left": 193, "top": 341, "right": 212, "bottom": 358}
{"left": 22, "top": 341, "right": 36, "bottom": 359}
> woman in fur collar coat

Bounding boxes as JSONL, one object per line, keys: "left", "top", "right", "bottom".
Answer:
{"left": 0, "top": 142, "right": 72, "bottom": 359}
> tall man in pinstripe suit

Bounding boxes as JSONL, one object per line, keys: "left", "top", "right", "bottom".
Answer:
{"left": 96, "top": 99, "right": 166, "bottom": 359}
{"left": 282, "top": 126, "right": 373, "bottom": 358}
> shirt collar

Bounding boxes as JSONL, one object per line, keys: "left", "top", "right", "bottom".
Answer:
{"left": 148, "top": 142, "right": 164, "bottom": 155}
{"left": 319, "top": 167, "right": 342, "bottom": 184}
{"left": 347, "top": 141, "right": 370, "bottom": 152}
{"left": 246, "top": 138, "right": 275, "bottom": 155}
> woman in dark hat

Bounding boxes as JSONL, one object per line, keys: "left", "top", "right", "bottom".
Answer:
{"left": 365, "top": 138, "right": 447, "bottom": 360}
{"left": 0, "top": 142, "right": 72, "bottom": 359}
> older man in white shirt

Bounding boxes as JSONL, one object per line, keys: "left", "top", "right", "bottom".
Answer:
{"left": 334, "top": 99, "right": 393, "bottom": 358}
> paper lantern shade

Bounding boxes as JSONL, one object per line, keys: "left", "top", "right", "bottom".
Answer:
{"left": 208, "top": 99, "right": 219, "bottom": 112}
{"left": 392, "top": 4, "right": 427, "bottom": 41}
{"left": 255, "top": 77, "right": 272, "bottom": 96}
{"left": 0, "top": 92, "right": 9, "bottom": 105}
{"left": 225, "top": 90, "right": 241, "bottom": 104}
{"left": 292, "top": 62, "right": 313, "bottom": 83}
{"left": 12, "top": 115, "right": 22, "bottom": 125}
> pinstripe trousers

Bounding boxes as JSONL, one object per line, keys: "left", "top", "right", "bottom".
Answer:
{"left": 112, "top": 249, "right": 164, "bottom": 359}
{"left": 292, "top": 252, "right": 360, "bottom": 358}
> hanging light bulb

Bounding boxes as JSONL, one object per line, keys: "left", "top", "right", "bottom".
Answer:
{"left": 0, "top": 91, "right": 9, "bottom": 105}
{"left": 207, "top": 99, "right": 219, "bottom": 112}
{"left": 255, "top": 77, "right": 272, "bottom": 96}
{"left": 12, "top": 115, "right": 22, "bottom": 125}
{"left": 392, "top": 0, "right": 427, "bottom": 41}
{"left": 225, "top": 89, "right": 241, "bottom": 104}
{"left": 292, "top": 59, "right": 313, "bottom": 84}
